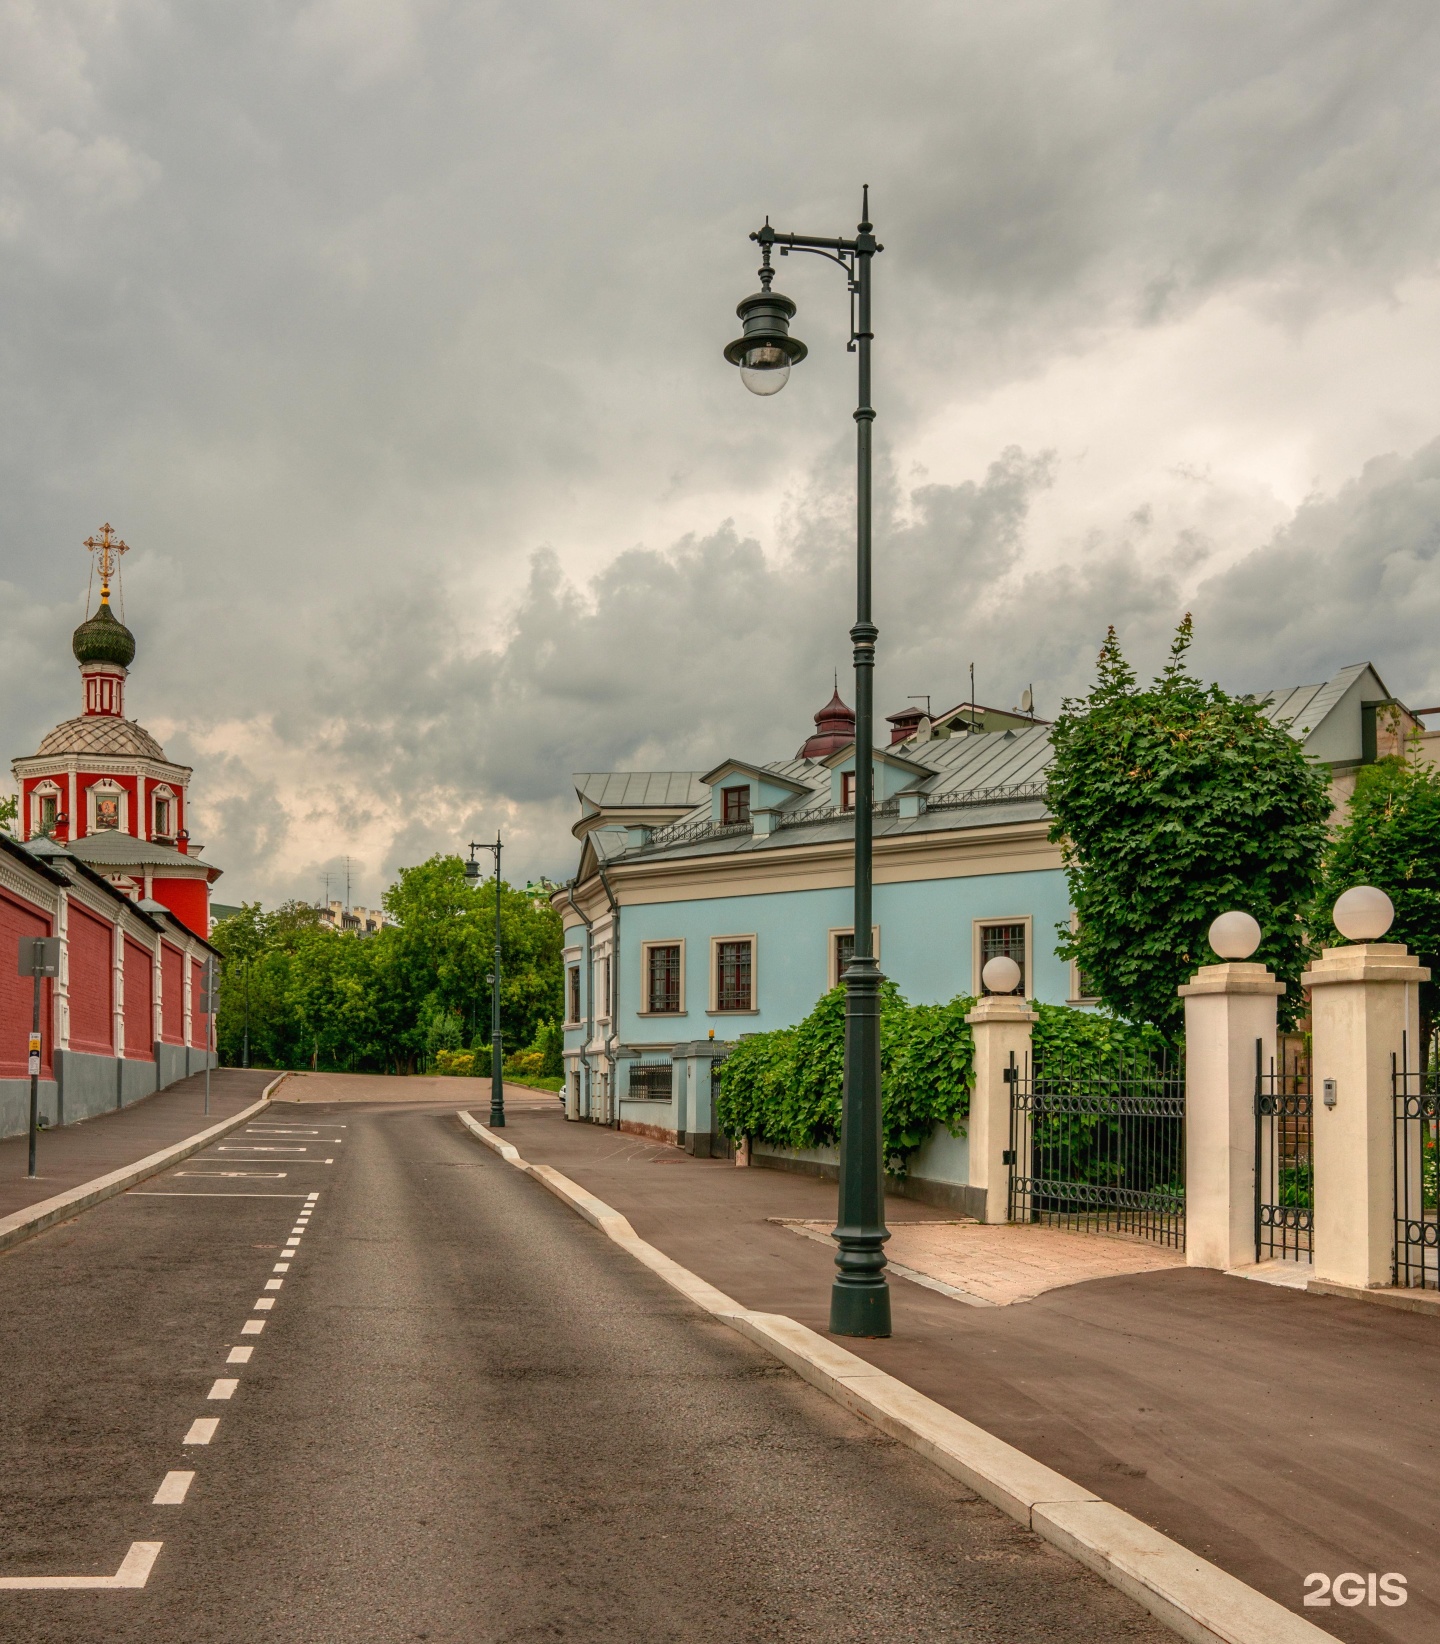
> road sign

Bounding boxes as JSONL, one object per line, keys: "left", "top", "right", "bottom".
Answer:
{"left": 17, "top": 937, "right": 60, "bottom": 978}
{"left": 27, "top": 1032, "right": 40, "bottom": 1077}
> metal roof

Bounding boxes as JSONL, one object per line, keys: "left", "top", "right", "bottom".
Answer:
{"left": 63, "top": 830, "right": 212, "bottom": 871}
{"left": 573, "top": 771, "right": 708, "bottom": 809}
{"left": 32, "top": 715, "right": 171, "bottom": 760}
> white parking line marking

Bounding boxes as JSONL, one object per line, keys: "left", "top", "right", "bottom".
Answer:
{"left": 153, "top": 1472, "right": 194, "bottom": 1505}
{"left": 308, "top": 1192, "right": 320, "bottom": 1199}
{"left": 253, "top": 1298, "right": 275, "bottom": 1311}
{"left": 208, "top": 1379, "right": 238, "bottom": 1400}
{"left": 264, "top": 1278, "right": 283, "bottom": 1291}
{"left": 0, "top": 1541, "right": 163, "bottom": 1590}
{"left": 241, "top": 1319, "right": 265, "bottom": 1335}
{"left": 132, "top": 1192, "right": 307, "bottom": 1198}
{"left": 227, "top": 1346, "right": 253, "bottom": 1364}
{"left": 184, "top": 1418, "right": 219, "bottom": 1445}
{"left": 171, "top": 1172, "right": 289, "bottom": 1180}
{"left": 217, "top": 1146, "right": 309, "bottom": 1154}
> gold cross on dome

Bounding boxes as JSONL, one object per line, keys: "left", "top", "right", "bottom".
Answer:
{"left": 83, "top": 523, "right": 129, "bottom": 600}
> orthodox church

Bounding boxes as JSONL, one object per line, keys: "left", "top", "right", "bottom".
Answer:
{"left": 10, "top": 525, "right": 220, "bottom": 936}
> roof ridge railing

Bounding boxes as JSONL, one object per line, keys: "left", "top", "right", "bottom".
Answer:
{"left": 925, "top": 780, "right": 1049, "bottom": 810}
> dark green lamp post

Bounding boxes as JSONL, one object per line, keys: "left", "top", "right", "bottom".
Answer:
{"left": 724, "top": 188, "right": 890, "bottom": 1339}
{"left": 466, "top": 836, "right": 506, "bottom": 1128}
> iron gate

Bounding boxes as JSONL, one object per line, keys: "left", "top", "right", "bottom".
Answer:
{"left": 1254, "top": 1037, "right": 1313, "bottom": 1263}
{"left": 1393, "top": 1033, "right": 1439, "bottom": 1290}
{"left": 1007, "top": 1050, "right": 1185, "bottom": 1247}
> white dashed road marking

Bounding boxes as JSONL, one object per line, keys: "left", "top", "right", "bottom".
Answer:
{"left": 264, "top": 1278, "right": 283, "bottom": 1291}
{"left": 208, "top": 1379, "right": 239, "bottom": 1400}
{"left": 183, "top": 1418, "right": 219, "bottom": 1445}
{"left": 153, "top": 1472, "right": 194, "bottom": 1505}
{"left": 253, "top": 1298, "right": 275, "bottom": 1311}
{"left": 241, "top": 1319, "right": 265, "bottom": 1335}
{"left": 227, "top": 1346, "right": 253, "bottom": 1364}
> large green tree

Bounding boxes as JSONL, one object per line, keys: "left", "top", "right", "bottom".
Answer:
{"left": 1317, "top": 754, "right": 1440, "bottom": 1047}
{"left": 208, "top": 859, "right": 564, "bottom": 1072}
{"left": 1048, "top": 618, "right": 1332, "bottom": 1036}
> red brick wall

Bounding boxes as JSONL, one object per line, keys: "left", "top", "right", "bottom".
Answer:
{"left": 68, "top": 902, "right": 114, "bottom": 1055}
{"left": 0, "top": 890, "right": 52, "bottom": 1077}
{"left": 123, "top": 936, "right": 155, "bottom": 1060}
{"left": 160, "top": 943, "right": 184, "bottom": 1044}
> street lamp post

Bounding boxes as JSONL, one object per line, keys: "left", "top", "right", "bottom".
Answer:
{"left": 724, "top": 188, "right": 890, "bottom": 1338}
{"left": 466, "top": 836, "right": 506, "bottom": 1129}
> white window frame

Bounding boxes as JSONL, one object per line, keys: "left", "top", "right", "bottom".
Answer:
{"left": 89, "top": 779, "right": 127, "bottom": 834}
{"left": 826, "top": 926, "right": 881, "bottom": 990}
{"left": 151, "top": 784, "right": 176, "bottom": 840}
{"left": 709, "top": 933, "right": 758, "bottom": 1015}
{"left": 30, "top": 781, "right": 62, "bottom": 837}
{"left": 638, "top": 938, "right": 686, "bottom": 1017}
{"left": 972, "top": 915, "right": 1033, "bottom": 998}
{"left": 564, "top": 964, "right": 582, "bottom": 1027}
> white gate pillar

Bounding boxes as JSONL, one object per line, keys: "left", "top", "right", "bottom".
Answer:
{"left": 1303, "top": 941, "right": 1429, "bottom": 1289}
{"left": 1179, "top": 961, "right": 1284, "bottom": 1270}
{"left": 964, "top": 994, "right": 1036, "bottom": 1224}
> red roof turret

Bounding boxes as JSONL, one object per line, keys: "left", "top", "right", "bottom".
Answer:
{"left": 798, "top": 688, "right": 856, "bottom": 760}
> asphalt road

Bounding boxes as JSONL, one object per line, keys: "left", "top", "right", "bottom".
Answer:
{"left": 0, "top": 1100, "right": 1175, "bottom": 1642}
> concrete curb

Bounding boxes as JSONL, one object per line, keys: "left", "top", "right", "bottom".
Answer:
{"left": 459, "top": 1110, "right": 1329, "bottom": 1644}
{"left": 1308, "top": 1277, "right": 1440, "bottom": 1316}
{"left": 0, "top": 1073, "right": 289, "bottom": 1257}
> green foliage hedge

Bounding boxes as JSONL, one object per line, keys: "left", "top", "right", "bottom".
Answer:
{"left": 715, "top": 984, "right": 1167, "bottom": 1170}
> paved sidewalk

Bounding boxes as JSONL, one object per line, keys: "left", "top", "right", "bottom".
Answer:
{"left": 780, "top": 1217, "right": 1185, "bottom": 1305}
{"left": 0, "top": 1068, "right": 274, "bottom": 1221}
{"left": 279, "top": 1070, "right": 561, "bottom": 1111}
{"left": 475, "top": 1101, "right": 1440, "bottom": 1644}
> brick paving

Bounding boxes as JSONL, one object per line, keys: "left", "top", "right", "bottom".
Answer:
{"left": 779, "top": 1217, "right": 1185, "bottom": 1305}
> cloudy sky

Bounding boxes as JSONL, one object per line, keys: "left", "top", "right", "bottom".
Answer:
{"left": 4, "top": 1, "right": 1440, "bottom": 906}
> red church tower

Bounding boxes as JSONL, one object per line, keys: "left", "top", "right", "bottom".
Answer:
{"left": 11, "top": 525, "right": 221, "bottom": 936}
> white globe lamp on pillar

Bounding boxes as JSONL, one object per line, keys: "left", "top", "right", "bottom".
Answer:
{"left": 1331, "top": 885, "right": 1395, "bottom": 942}
{"left": 1207, "top": 911, "right": 1262, "bottom": 961}
{"left": 981, "top": 955, "right": 1023, "bottom": 996}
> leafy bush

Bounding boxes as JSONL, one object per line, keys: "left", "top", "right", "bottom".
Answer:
{"left": 435, "top": 1049, "right": 475, "bottom": 1076}
{"left": 716, "top": 984, "right": 975, "bottom": 1171}
{"left": 717, "top": 985, "right": 1168, "bottom": 1171}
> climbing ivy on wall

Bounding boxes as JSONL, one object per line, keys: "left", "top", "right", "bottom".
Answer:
{"left": 716, "top": 985, "right": 1165, "bottom": 1171}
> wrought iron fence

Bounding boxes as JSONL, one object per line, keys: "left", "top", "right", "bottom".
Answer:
{"left": 627, "top": 1062, "right": 674, "bottom": 1101}
{"left": 636, "top": 817, "right": 751, "bottom": 853}
{"left": 1007, "top": 1049, "right": 1185, "bottom": 1247}
{"left": 1392, "top": 1032, "right": 1439, "bottom": 1289}
{"left": 1254, "top": 1037, "right": 1313, "bottom": 1263}
{"left": 925, "top": 781, "right": 1049, "bottom": 812}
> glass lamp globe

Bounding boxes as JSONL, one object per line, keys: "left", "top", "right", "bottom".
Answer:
{"left": 981, "top": 955, "right": 1022, "bottom": 995}
{"left": 739, "top": 343, "right": 792, "bottom": 396}
{"left": 1208, "top": 910, "right": 1261, "bottom": 960}
{"left": 1332, "top": 885, "right": 1394, "bottom": 941}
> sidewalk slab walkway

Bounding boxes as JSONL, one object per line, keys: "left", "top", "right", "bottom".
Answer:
{"left": 489, "top": 1104, "right": 1440, "bottom": 1644}
{"left": 0, "top": 1068, "right": 274, "bottom": 1222}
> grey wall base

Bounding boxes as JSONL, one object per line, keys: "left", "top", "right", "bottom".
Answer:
{"left": 1, "top": 1046, "right": 220, "bottom": 1140}
{"left": 0, "top": 1079, "right": 59, "bottom": 1141}
{"left": 751, "top": 1147, "right": 986, "bottom": 1220}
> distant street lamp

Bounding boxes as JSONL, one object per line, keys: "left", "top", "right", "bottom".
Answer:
{"left": 725, "top": 188, "right": 890, "bottom": 1339}
{"left": 466, "top": 836, "right": 506, "bottom": 1128}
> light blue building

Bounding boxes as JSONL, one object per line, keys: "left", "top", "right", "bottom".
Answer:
{"left": 555, "top": 662, "right": 1412, "bottom": 1152}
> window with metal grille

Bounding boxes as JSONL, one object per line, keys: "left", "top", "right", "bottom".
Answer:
{"left": 566, "top": 966, "right": 581, "bottom": 1024}
{"left": 716, "top": 939, "right": 753, "bottom": 1011}
{"left": 721, "top": 785, "right": 751, "bottom": 825}
{"left": 646, "top": 944, "right": 681, "bottom": 1013}
{"left": 980, "top": 922, "right": 1026, "bottom": 993}
{"left": 38, "top": 795, "right": 57, "bottom": 834}
{"left": 154, "top": 797, "right": 171, "bottom": 837}
{"left": 629, "top": 1062, "right": 673, "bottom": 1100}
{"left": 840, "top": 771, "right": 856, "bottom": 810}
{"left": 834, "top": 930, "right": 854, "bottom": 980}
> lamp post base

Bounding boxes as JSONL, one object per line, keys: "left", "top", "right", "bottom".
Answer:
{"left": 829, "top": 1274, "right": 892, "bottom": 1338}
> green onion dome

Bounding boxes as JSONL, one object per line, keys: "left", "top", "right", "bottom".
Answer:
{"left": 72, "top": 600, "right": 135, "bottom": 669}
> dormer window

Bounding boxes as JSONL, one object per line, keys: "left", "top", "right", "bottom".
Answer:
{"left": 721, "top": 785, "right": 750, "bottom": 825}
{"left": 840, "top": 772, "right": 856, "bottom": 811}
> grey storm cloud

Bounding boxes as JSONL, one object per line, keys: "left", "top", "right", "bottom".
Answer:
{"left": 4, "top": 2, "right": 1440, "bottom": 901}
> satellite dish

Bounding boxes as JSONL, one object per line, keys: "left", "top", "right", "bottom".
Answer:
{"left": 1019, "top": 686, "right": 1033, "bottom": 714}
